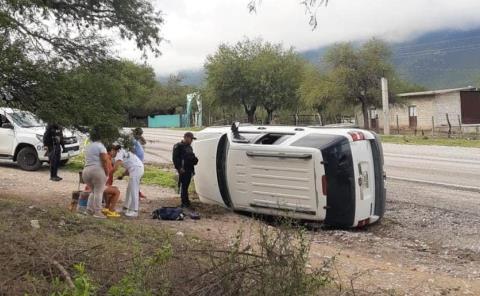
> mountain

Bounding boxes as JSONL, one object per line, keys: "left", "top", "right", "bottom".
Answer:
{"left": 158, "top": 28, "right": 480, "bottom": 89}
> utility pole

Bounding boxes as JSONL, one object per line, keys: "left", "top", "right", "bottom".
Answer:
{"left": 381, "top": 77, "right": 390, "bottom": 135}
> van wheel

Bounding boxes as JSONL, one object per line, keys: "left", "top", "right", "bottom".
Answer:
{"left": 17, "top": 147, "right": 42, "bottom": 171}
{"left": 60, "top": 159, "right": 69, "bottom": 166}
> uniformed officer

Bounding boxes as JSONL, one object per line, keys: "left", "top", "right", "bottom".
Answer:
{"left": 172, "top": 132, "right": 198, "bottom": 208}
{"left": 43, "top": 123, "right": 65, "bottom": 181}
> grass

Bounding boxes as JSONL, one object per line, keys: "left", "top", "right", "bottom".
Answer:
{"left": 142, "top": 165, "right": 177, "bottom": 189}
{"left": 65, "top": 156, "right": 189, "bottom": 191}
{"left": 0, "top": 198, "right": 341, "bottom": 296}
{"left": 381, "top": 135, "right": 480, "bottom": 148}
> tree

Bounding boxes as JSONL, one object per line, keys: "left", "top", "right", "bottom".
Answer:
{"left": 0, "top": 0, "right": 163, "bottom": 61}
{"left": 256, "top": 45, "right": 304, "bottom": 123}
{"left": 299, "top": 64, "right": 344, "bottom": 124}
{"left": 205, "top": 39, "right": 303, "bottom": 123}
{"left": 248, "top": 0, "right": 329, "bottom": 29}
{"left": 323, "top": 38, "right": 395, "bottom": 129}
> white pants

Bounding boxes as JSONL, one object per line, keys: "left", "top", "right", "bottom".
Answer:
{"left": 124, "top": 166, "right": 144, "bottom": 212}
{"left": 83, "top": 165, "right": 107, "bottom": 214}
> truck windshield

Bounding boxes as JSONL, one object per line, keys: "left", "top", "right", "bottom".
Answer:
{"left": 9, "top": 111, "right": 44, "bottom": 128}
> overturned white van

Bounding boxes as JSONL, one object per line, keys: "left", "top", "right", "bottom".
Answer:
{"left": 193, "top": 124, "right": 386, "bottom": 228}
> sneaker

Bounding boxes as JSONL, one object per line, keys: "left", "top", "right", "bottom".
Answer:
{"left": 50, "top": 176, "right": 62, "bottom": 181}
{"left": 101, "top": 208, "right": 110, "bottom": 215}
{"left": 124, "top": 210, "right": 138, "bottom": 218}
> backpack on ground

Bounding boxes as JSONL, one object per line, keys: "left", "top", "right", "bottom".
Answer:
{"left": 152, "top": 207, "right": 184, "bottom": 221}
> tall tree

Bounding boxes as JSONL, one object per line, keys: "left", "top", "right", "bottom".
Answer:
{"left": 0, "top": 0, "right": 163, "bottom": 61}
{"left": 205, "top": 39, "right": 303, "bottom": 123}
{"left": 323, "top": 38, "right": 394, "bottom": 129}
{"left": 256, "top": 45, "right": 304, "bottom": 123}
{"left": 299, "top": 64, "right": 344, "bottom": 124}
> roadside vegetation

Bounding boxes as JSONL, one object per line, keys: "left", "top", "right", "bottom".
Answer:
{"left": 381, "top": 135, "right": 480, "bottom": 148}
{"left": 65, "top": 155, "right": 179, "bottom": 189}
{"left": 0, "top": 198, "right": 350, "bottom": 296}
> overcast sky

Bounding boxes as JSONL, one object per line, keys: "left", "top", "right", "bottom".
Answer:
{"left": 115, "top": 0, "right": 480, "bottom": 75}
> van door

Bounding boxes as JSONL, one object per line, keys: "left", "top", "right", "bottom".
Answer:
{"left": 0, "top": 114, "right": 14, "bottom": 155}
{"left": 226, "top": 134, "right": 321, "bottom": 218}
{"left": 350, "top": 140, "right": 376, "bottom": 224}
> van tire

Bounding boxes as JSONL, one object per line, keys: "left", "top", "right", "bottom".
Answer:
{"left": 17, "top": 146, "right": 42, "bottom": 171}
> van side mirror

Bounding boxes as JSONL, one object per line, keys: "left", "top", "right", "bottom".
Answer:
{"left": 1, "top": 122, "right": 14, "bottom": 129}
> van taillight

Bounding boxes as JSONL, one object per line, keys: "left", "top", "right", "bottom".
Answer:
{"left": 348, "top": 131, "right": 365, "bottom": 141}
{"left": 322, "top": 175, "right": 327, "bottom": 196}
{"left": 357, "top": 218, "right": 370, "bottom": 227}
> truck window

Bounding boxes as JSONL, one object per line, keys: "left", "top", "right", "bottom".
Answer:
{"left": 254, "top": 133, "right": 292, "bottom": 145}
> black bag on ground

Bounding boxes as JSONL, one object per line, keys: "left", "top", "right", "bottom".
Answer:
{"left": 152, "top": 207, "right": 184, "bottom": 221}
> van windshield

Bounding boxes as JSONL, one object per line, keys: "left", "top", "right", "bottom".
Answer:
{"left": 9, "top": 111, "right": 44, "bottom": 128}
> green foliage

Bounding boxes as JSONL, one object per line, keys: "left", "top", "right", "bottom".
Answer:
{"left": 107, "top": 244, "right": 172, "bottom": 296}
{"left": 142, "top": 166, "right": 178, "bottom": 189}
{"left": 50, "top": 263, "right": 96, "bottom": 296}
{"left": 205, "top": 38, "right": 304, "bottom": 123}
{"left": 0, "top": 0, "right": 163, "bottom": 61}
{"left": 321, "top": 38, "right": 406, "bottom": 128}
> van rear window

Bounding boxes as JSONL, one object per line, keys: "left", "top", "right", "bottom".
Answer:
{"left": 291, "top": 134, "right": 345, "bottom": 149}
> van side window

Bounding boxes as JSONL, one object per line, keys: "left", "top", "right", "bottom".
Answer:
{"left": 1, "top": 114, "right": 10, "bottom": 127}
{"left": 254, "top": 133, "right": 292, "bottom": 145}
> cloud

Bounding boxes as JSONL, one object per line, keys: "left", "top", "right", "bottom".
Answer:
{"left": 116, "top": 0, "right": 480, "bottom": 75}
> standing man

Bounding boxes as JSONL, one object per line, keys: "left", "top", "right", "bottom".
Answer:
{"left": 112, "top": 145, "right": 144, "bottom": 218}
{"left": 172, "top": 132, "right": 198, "bottom": 208}
{"left": 43, "top": 123, "right": 64, "bottom": 181}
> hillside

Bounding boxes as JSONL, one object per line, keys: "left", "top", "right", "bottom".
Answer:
{"left": 159, "top": 28, "right": 480, "bottom": 89}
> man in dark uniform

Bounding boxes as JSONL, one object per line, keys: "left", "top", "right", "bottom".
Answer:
{"left": 43, "top": 123, "right": 65, "bottom": 181}
{"left": 172, "top": 132, "right": 198, "bottom": 208}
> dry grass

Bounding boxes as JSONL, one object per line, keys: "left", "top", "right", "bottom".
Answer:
{"left": 0, "top": 198, "right": 386, "bottom": 296}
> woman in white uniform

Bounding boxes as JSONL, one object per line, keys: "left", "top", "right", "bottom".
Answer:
{"left": 112, "top": 146, "right": 144, "bottom": 218}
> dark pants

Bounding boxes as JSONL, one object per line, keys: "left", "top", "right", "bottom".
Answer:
{"left": 179, "top": 172, "right": 193, "bottom": 207}
{"left": 48, "top": 146, "right": 61, "bottom": 178}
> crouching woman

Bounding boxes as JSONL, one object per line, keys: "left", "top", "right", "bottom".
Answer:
{"left": 112, "top": 145, "right": 144, "bottom": 218}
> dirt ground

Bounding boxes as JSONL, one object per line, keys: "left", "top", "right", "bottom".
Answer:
{"left": 1, "top": 163, "right": 479, "bottom": 295}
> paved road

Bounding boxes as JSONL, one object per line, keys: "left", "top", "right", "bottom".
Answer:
{"left": 141, "top": 128, "right": 480, "bottom": 190}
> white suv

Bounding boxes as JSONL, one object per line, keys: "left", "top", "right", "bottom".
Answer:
{"left": 193, "top": 124, "right": 386, "bottom": 228}
{"left": 0, "top": 108, "right": 80, "bottom": 171}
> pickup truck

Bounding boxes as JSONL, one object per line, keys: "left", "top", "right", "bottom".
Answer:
{"left": 0, "top": 107, "right": 80, "bottom": 171}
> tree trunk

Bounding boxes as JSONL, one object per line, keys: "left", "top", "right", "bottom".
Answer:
{"left": 266, "top": 109, "right": 273, "bottom": 124}
{"left": 243, "top": 104, "right": 256, "bottom": 124}
{"left": 362, "top": 102, "right": 369, "bottom": 129}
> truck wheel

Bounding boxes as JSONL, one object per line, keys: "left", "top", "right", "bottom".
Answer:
{"left": 60, "top": 159, "right": 69, "bottom": 166}
{"left": 17, "top": 146, "right": 42, "bottom": 171}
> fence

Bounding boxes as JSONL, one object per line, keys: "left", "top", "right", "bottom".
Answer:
{"left": 384, "top": 113, "right": 480, "bottom": 138}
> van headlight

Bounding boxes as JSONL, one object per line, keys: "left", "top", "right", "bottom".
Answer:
{"left": 36, "top": 134, "right": 43, "bottom": 142}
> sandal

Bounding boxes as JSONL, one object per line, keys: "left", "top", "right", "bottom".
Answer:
{"left": 106, "top": 211, "right": 121, "bottom": 218}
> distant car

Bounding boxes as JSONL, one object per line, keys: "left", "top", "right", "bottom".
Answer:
{"left": 0, "top": 108, "right": 80, "bottom": 171}
{"left": 193, "top": 124, "right": 386, "bottom": 228}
